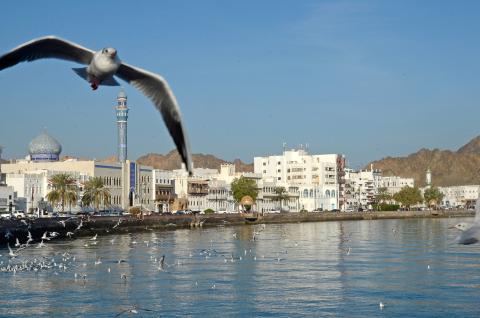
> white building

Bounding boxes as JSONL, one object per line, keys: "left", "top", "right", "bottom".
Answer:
{"left": 438, "top": 185, "right": 479, "bottom": 208}
{"left": 254, "top": 148, "right": 346, "bottom": 211}
{"left": 0, "top": 185, "right": 17, "bottom": 212}
{"left": 377, "top": 176, "right": 415, "bottom": 195}
{"left": 344, "top": 166, "right": 414, "bottom": 210}
{"left": 344, "top": 169, "right": 380, "bottom": 211}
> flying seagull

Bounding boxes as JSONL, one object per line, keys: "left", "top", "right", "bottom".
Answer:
{"left": 0, "top": 36, "right": 193, "bottom": 175}
{"left": 450, "top": 197, "right": 480, "bottom": 245}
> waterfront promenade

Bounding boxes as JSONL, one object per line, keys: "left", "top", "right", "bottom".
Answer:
{"left": 0, "top": 209, "right": 474, "bottom": 245}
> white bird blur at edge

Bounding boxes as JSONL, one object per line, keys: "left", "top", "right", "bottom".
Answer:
{"left": 41, "top": 232, "right": 50, "bottom": 241}
{"left": 451, "top": 196, "right": 480, "bottom": 245}
{"left": 0, "top": 36, "right": 193, "bottom": 175}
{"left": 8, "top": 243, "right": 17, "bottom": 258}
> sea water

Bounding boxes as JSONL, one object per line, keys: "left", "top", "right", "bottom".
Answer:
{"left": 0, "top": 217, "right": 479, "bottom": 317}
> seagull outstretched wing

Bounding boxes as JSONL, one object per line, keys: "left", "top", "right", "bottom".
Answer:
{"left": 0, "top": 36, "right": 94, "bottom": 70}
{"left": 116, "top": 63, "right": 193, "bottom": 175}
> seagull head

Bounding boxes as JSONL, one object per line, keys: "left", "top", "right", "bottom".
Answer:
{"left": 449, "top": 222, "right": 470, "bottom": 231}
{"left": 101, "top": 47, "right": 117, "bottom": 58}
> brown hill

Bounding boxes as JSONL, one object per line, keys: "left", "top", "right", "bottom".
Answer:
{"left": 457, "top": 136, "right": 480, "bottom": 154}
{"left": 137, "top": 150, "right": 253, "bottom": 172}
{"left": 367, "top": 136, "right": 480, "bottom": 187}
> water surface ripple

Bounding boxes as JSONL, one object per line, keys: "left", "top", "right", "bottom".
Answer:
{"left": 1, "top": 217, "right": 479, "bottom": 317}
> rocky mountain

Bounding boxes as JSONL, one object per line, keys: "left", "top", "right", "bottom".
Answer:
{"left": 137, "top": 150, "right": 253, "bottom": 172}
{"left": 367, "top": 136, "right": 480, "bottom": 187}
{"left": 456, "top": 135, "right": 480, "bottom": 154}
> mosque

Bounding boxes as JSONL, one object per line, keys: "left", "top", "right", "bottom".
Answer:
{"left": 0, "top": 90, "right": 154, "bottom": 213}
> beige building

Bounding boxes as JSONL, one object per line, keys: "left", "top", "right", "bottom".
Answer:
{"left": 2, "top": 131, "right": 153, "bottom": 213}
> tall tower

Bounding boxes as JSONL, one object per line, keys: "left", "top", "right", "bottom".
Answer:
{"left": 426, "top": 168, "right": 432, "bottom": 188}
{"left": 116, "top": 89, "right": 129, "bottom": 162}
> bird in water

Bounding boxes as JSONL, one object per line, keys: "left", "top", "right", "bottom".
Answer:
{"left": 450, "top": 196, "right": 480, "bottom": 245}
{"left": 0, "top": 36, "right": 193, "bottom": 175}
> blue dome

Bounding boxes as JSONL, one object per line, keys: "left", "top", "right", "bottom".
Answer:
{"left": 28, "top": 131, "right": 62, "bottom": 161}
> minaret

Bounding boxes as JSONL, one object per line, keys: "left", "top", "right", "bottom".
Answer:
{"left": 116, "top": 89, "right": 129, "bottom": 162}
{"left": 426, "top": 168, "right": 432, "bottom": 188}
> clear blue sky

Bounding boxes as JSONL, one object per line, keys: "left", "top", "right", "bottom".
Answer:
{"left": 1, "top": 0, "right": 479, "bottom": 168}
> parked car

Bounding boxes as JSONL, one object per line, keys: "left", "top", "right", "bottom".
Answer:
{"left": 0, "top": 213, "right": 12, "bottom": 219}
{"left": 11, "top": 211, "right": 26, "bottom": 218}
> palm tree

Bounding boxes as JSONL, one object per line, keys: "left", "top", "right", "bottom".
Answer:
{"left": 46, "top": 173, "right": 78, "bottom": 213}
{"left": 273, "top": 187, "right": 289, "bottom": 212}
{"left": 81, "top": 177, "right": 111, "bottom": 212}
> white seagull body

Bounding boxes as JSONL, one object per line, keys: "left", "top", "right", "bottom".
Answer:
{"left": 0, "top": 36, "right": 193, "bottom": 174}
{"left": 452, "top": 197, "right": 480, "bottom": 245}
{"left": 8, "top": 243, "right": 17, "bottom": 258}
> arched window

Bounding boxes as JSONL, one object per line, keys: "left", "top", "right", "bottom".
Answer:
{"left": 331, "top": 190, "right": 335, "bottom": 197}
{"left": 309, "top": 189, "right": 313, "bottom": 198}
{"left": 303, "top": 189, "right": 308, "bottom": 197}
{"left": 325, "top": 190, "right": 330, "bottom": 197}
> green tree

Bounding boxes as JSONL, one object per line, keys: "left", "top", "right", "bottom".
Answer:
{"left": 81, "top": 177, "right": 111, "bottom": 212}
{"left": 273, "top": 186, "right": 289, "bottom": 212}
{"left": 423, "top": 187, "right": 444, "bottom": 209}
{"left": 204, "top": 208, "right": 214, "bottom": 214}
{"left": 46, "top": 173, "right": 78, "bottom": 213}
{"left": 393, "top": 186, "right": 423, "bottom": 209}
{"left": 231, "top": 176, "right": 258, "bottom": 203}
{"left": 376, "top": 187, "right": 392, "bottom": 204}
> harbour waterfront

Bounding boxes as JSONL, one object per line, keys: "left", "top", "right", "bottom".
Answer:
{"left": 0, "top": 209, "right": 474, "bottom": 245}
{"left": 1, "top": 217, "right": 480, "bottom": 317}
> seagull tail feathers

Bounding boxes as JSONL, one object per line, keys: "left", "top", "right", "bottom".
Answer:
{"left": 72, "top": 67, "right": 89, "bottom": 81}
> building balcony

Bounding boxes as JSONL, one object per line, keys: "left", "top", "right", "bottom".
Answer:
{"left": 155, "top": 194, "right": 174, "bottom": 202}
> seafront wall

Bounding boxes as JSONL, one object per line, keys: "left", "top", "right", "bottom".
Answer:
{"left": 0, "top": 210, "right": 474, "bottom": 245}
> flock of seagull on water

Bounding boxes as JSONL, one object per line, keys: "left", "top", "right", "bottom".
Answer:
{"left": 0, "top": 217, "right": 281, "bottom": 316}
{"left": 0, "top": 198, "right": 479, "bottom": 316}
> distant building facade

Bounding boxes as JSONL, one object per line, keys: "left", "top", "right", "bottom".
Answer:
{"left": 438, "top": 185, "right": 479, "bottom": 208}
{"left": 254, "top": 148, "right": 346, "bottom": 211}
{"left": 2, "top": 131, "right": 153, "bottom": 213}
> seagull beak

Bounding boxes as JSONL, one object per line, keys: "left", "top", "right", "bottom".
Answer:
{"left": 110, "top": 51, "right": 117, "bottom": 58}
